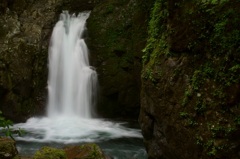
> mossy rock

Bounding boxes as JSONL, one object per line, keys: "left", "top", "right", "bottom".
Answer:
{"left": 0, "top": 137, "right": 20, "bottom": 159}
{"left": 33, "top": 147, "right": 66, "bottom": 159}
{"left": 65, "top": 143, "right": 106, "bottom": 159}
{"left": 140, "top": 0, "right": 240, "bottom": 158}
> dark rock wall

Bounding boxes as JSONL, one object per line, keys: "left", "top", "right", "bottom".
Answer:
{"left": 139, "top": 0, "right": 240, "bottom": 158}
{"left": 0, "top": 0, "right": 62, "bottom": 121}
{"left": 87, "top": 0, "right": 152, "bottom": 118}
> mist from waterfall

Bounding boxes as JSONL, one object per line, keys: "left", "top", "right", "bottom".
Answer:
{"left": 47, "top": 11, "right": 97, "bottom": 118}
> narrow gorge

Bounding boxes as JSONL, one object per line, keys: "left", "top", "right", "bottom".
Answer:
{"left": 0, "top": 0, "right": 240, "bottom": 159}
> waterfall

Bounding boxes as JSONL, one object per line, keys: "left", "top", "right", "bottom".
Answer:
{"left": 13, "top": 11, "right": 142, "bottom": 145}
{"left": 47, "top": 11, "right": 97, "bottom": 118}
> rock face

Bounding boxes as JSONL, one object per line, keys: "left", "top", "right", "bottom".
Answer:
{"left": 139, "top": 0, "right": 240, "bottom": 158}
{"left": 0, "top": 0, "right": 63, "bottom": 121}
{"left": 0, "top": 137, "right": 19, "bottom": 159}
{"left": 87, "top": 0, "right": 152, "bottom": 118}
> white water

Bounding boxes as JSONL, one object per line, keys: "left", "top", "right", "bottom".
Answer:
{"left": 13, "top": 11, "right": 142, "bottom": 144}
{"left": 47, "top": 11, "right": 96, "bottom": 118}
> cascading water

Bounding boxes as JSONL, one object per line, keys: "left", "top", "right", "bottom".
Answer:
{"left": 47, "top": 11, "right": 97, "bottom": 118}
{"left": 13, "top": 11, "right": 147, "bottom": 159}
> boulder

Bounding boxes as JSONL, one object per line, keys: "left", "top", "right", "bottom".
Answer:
{"left": 33, "top": 143, "right": 109, "bottom": 159}
{"left": 0, "top": 137, "right": 20, "bottom": 159}
{"left": 33, "top": 147, "right": 66, "bottom": 159}
{"left": 64, "top": 143, "right": 109, "bottom": 159}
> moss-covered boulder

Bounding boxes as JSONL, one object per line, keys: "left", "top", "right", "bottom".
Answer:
{"left": 33, "top": 144, "right": 108, "bottom": 159}
{"left": 87, "top": 0, "right": 152, "bottom": 118}
{"left": 65, "top": 143, "right": 109, "bottom": 159}
{"left": 33, "top": 147, "right": 66, "bottom": 159}
{"left": 0, "top": 137, "right": 20, "bottom": 159}
{"left": 139, "top": 0, "right": 240, "bottom": 158}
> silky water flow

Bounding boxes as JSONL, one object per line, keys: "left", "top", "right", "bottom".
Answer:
{"left": 13, "top": 11, "right": 146, "bottom": 158}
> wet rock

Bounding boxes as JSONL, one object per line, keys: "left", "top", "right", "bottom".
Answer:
{"left": 64, "top": 143, "right": 110, "bottom": 159}
{"left": 33, "top": 144, "right": 109, "bottom": 159}
{"left": 0, "top": 137, "right": 20, "bottom": 159}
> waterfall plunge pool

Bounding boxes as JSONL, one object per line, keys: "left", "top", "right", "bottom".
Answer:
{"left": 13, "top": 117, "right": 147, "bottom": 159}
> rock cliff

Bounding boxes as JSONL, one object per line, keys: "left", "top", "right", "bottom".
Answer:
{"left": 87, "top": 0, "right": 152, "bottom": 118}
{"left": 139, "top": 0, "right": 240, "bottom": 158}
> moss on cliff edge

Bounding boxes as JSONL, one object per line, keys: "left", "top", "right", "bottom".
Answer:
{"left": 140, "top": 0, "right": 240, "bottom": 158}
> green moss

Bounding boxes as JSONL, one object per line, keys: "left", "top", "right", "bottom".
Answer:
{"left": 33, "top": 147, "right": 66, "bottom": 159}
{"left": 142, "top": 0, "right": 168, "bottom": 65}
{"left": 79, "top": 143, "right": 105, "bottom": 159}
{"left": 141, "top": 0, "right": 240, "bottom": 157}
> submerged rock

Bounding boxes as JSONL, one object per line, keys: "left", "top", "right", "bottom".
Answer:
{"left": 0, "top": 137, "right": 20, "bottom": 159}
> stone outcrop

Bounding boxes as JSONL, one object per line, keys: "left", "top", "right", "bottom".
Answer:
{"left": 64, "top": 143, "right": 110, "bottom": 159}
{"left": 0, "top": 137, "right": 20, "bottom": 159}
{"left": 33, "top": 144, "right": 109, "bottom": 159}
{"left": 0, "top": 0, "right": 63, "bottom": 121}
{"left": 139, "top": 0, "right": 240, "bottom": 158}
{"left": 87, "top": 0, "right": 152, "bottom": 118}
{"left": 33, "top": 147, "right": 66, "bottom": 159}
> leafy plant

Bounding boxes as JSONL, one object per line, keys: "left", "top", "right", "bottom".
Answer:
{"left": 0, "top": 110, "right": 23, "bottom": 139}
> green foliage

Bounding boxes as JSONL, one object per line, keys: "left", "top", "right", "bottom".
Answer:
{"left": 0, "top": 110, "right": 13, "bottom": 138}
{"left": 0, "top": 110, "right": 23, "bottom": 139}
{"left": 142, "top": 68, "right": 155, "bottom": 82}
{"left": 235, "top": 116, "right": 240, "bottom": 125}
{"left": 33, "top": 147, "right": 66, "bottom": 159}
{"left": 179, "top": 112, "right": 189, "bottom": 118}
{"left": 142, "top": 66, "right": 162, "bottom": 83}
{"left": 105, "top": 4, "right": 114, "bottom": 14}
{"left": 79, "top": 143, "right": 105, "bottom": 159}
{"left": 194, "top": 100, "right": 207, "bottom": 115}
{"left": 142, "top": 0, "right": 168, "bottom": 65}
